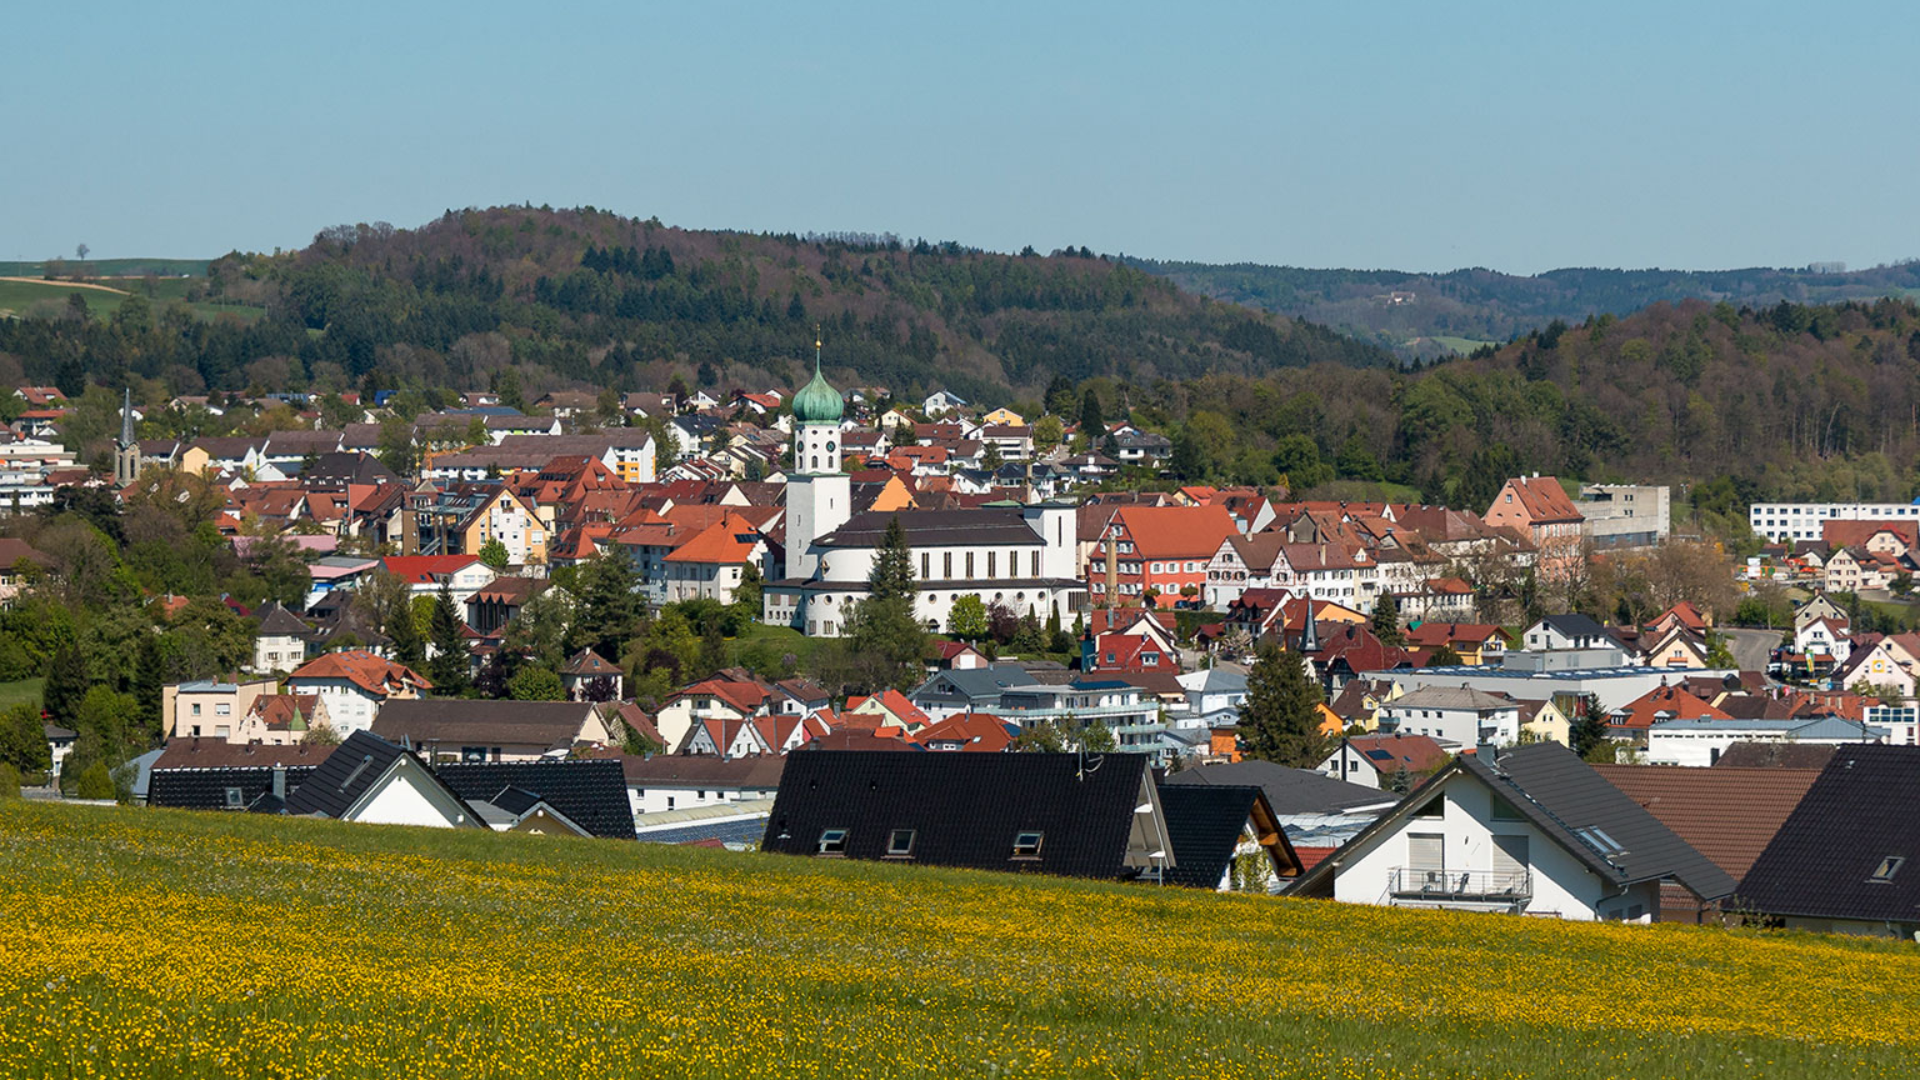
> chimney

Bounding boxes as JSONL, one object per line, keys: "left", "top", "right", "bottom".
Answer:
{"left": 271, "top": 764, "right": 287, "bottom": 801}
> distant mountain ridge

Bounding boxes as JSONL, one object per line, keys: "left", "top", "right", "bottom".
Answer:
{"left": 1125, "top": 257, "right": 1920, "bottom": 358}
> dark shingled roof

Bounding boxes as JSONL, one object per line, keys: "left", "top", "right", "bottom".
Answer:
{"left": 1164, "top": 760, "right": 1396, "bottom": 816}
{"left": 436, "top": 760, "right": 637, "bottom": 840}
{"left": 762, "top": 752, "right": 1160, "bottom": 881}
{"left": 149, "top": 765, "right": 318, "bottom": 812}
{"left": 1713, "top": 741, "right": 1839, "bottom": 770}
{"left": 1155, "top": 783, "right": 1296, "bottom": 890}
{"left": 1292, "top": 742, "right": 1736, "bottom": 902}
{"left": 1735, "top": 744, "right": 1920, "bottom": 926}
{"left": 284, "top": 731, "right": 425, "bottom": 819}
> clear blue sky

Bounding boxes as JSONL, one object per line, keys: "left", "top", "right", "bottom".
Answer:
{"left": 6, "top": 1, "right": 1915, "bottom": 274}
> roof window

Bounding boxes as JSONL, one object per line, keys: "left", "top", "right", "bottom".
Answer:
{"left": 886, "top": 829, "right": 916, "bottom": 858}
{"left": 816, "top": 828, "right": 849, "bottom": 856}
{"left": 1012, "top": 831, "right": 1044, "bottom": 859}
{"left": 1870, "top": 855, "right": 1905, "bottom": 883}
{"left": 1577, "top": 826, "right": 1627, "bottom": 856}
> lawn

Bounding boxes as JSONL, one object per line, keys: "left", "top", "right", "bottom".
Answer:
{"left": 0, "top": 277, "right": 263, "bottom": 322}
{"left": 0, "top": 801, "right": 1916, "bottom": 1078}
{"left": 0, "top": 677, "right": 42, "bottom": 714}
{"left": 1423, "top": 335, "right": 1501, "bottom": 355}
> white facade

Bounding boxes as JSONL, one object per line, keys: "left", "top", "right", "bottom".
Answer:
{"left": 252, "top": 631, "right": 307, "bottom": 675}
{"left": 286, "top": 678, "right": 383, "bottom": 736}
{"left": 347, "top": 758, "right": 476, "bottom": 828}
{"left": 1644, "top": 718, "right": 1888, "bottom": 767}
{"left": 1377, "top": 697, "right": 1520, "bottom": 747}
{"left": 1325, "top": 771, "right": 1660, "bottom": 922}
{"left": 1749, "top": 501, "right": 1920, "bottom": 542}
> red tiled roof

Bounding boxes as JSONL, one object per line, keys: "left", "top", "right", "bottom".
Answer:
{"left": 1593, "top": 764, "right": 1822, "bottom": 881}
{"left": 288, "top": 650, "right": 432, "bottom": 697}
{"left": 1608, "top": 684, "right": 1731, "bottom": 730}
{"left": 383, "top": 554, "right": 481, "bottom": 583}
{"left": 663, "top": 513, "right": 761, "bottom": 565}
{"left": 1493, "top": 476, "right": 1583, "bottom": 524}
{"left": 1293, "top": 845, "right": 1336, "bottom": 872}
{"left": 1111, "top": 505, "right": 1240, "bottom": 560}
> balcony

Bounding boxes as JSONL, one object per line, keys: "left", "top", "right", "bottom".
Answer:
{"left": 1387, "top": 867, "right": 1532, "bottom": 907}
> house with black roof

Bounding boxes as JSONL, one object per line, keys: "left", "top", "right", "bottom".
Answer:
{"left": 147, "top": 741, "right": 331, "bottom": 812}
{"left": 282, "top": 731, "right": 482, "bottom": 829}
{"left": 1735, "top": 744, "right": 1920, "bottom": 938}
{"left": 1290, "top": 742, "right": 1735, "bottom": 921}
{"left": 1155, "top": 783, "right": 1303, "bottom": 891}
{"left": 436, "top": 760, "right": 637, "bottom": 840}
{"left": 764, "top": 751, "right": 1176, "bottom": 882}
{"left": 1165, "top": 760, "right": 1397, "bottom": 847}
{"left": 370, "top": 699, "right": 610, "bottom": 763}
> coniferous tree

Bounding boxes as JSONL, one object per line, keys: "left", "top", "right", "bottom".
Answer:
{"left": 1079, "top": 389, "right": 1105, "bottom": 441}
{"left": 868, "top": 516, "right": 917, "bottom": 602}
{"left": 132, "top": 635, "right": 166, "bottom": 741}
{"left": 42, "top": 643, "right": 91, "bottom": 729}
{"left": 387, "top": 598, "right": 425, "bottom": 669}
{"left": 427, "top": 583, "right": 470, "bottom": 694}
{"left": 572, "top": 547, "right": 642, "bottom": 661}
{"left": 0, "top": 703, "right": 51, "bottom": 774}
{"left": 1370, "top": 593, "right": 1404, "bottom": 646}
{"left": 1239, "top": 643, "right": 1331, "bottom": 768}
{"left": 843, "top": 515, "right": 926, "bottom": 691}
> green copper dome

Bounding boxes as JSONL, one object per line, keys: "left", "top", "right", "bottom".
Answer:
{"left": 792, "top": 356, "right": 843, "bottom": 424}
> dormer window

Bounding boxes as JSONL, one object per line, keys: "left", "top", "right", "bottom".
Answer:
{"left": 1870, "top": 855, "right": 1905, "bottom": 883}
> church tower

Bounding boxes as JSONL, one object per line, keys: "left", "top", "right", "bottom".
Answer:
{"left": 784, "top": 333, "right": 851, "bottom": 581}
{"left": 113, "top": 387, "right": 141, "bottom": 486}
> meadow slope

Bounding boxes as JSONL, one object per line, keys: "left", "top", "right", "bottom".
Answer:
{"left": 1, "top": 801, "right": 1915, "bottom": 1079}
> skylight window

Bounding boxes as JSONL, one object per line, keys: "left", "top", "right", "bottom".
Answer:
{"left": 886, "top": 829, "right": 916, "bottom": 857}
{"left": 1012, "top": 832, "right": 1044, "bottom": 858}
{"left": 1870, "top": 856, "right": 1905, "bottom": 883}
{"left": 1577, "top": 827, "right": 1627, "bottom": 855}
{"left": 816, "top": 828, "right": 849, "bottom": 856}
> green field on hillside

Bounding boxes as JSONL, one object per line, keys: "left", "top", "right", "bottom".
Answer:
{"left": 0, "top": 801, "right": 1915, "bottom": 1078}
{"left": 0, "top": 678, "right": 42, "bottom": 714}
{"left": 0, "top": 277, "right": 263, "bottom": 322}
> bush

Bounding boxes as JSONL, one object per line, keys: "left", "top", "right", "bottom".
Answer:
{"left": 75, "top": 761, "right": 115, "bottom": 800}
{"left": 0, "top": 762, "right": 20, "bottom": 799}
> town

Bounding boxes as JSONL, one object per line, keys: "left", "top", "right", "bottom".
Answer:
{"left": 1, "top": 363, "right": 1909, "bottom": 937}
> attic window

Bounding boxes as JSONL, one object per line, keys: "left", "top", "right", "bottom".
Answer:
{"left": 1870, "top": 856, "right": 1905, "bottom": 883}
{"left": 225, "top": 787, "right": 244, "bottom": 809}
{"left": 338, "top": 754, "right": 374, "bottom": 792}
{"left": 1012, "top": 831, "right": 1044, "bottom": 859}
{"left": 886, "top": 829, "right": 916, "bottom": 857}
{"left": 817, "top": 828, "right": 849, "bottom": 856}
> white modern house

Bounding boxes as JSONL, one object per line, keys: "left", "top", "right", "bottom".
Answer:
{"left": 1375, "top": 685, "right": 1522, "bottom": 747}
{"left": 1749, "top": 501, "right": 1920, "bottom": 543}
{"left": 1290, "top": 743, "right": 1735, "bottom": 922}
{"left": 283, "top": 731, "right": 482, "bottom": 828}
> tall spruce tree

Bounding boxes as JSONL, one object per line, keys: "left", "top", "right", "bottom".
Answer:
{"left": 1370, "top": 593, "right": 1404, "bottom": 646}
{"left": 1079, "top": 389, "right": 1105, "bottom": 442}
{"left": 1239, "top": 642, "right": 1331, "bottom": 767}
{"left": 387, "top": 598, "right": 425, "bottom": 669}
{"left": 868, "top": 516, "right": 917, "bottom": 601}
{"left": 572, "top": 546, "right": 642, "bottom": 661}
{"left": 845, "top": 514, "right": 925, "bottom": 690}
{"left": 427, "top": 582, "right": 470, "bottom": 694}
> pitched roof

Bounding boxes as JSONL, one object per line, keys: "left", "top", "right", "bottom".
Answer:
{"left": 435, "top": 760, "right": 637, "bottom": 840}
{"left": 1735, "top": 745, "right": 1920, "bottom": 924}
{"left": 1340, "top": 734, "right": 1452, "bottom": 776}
{"left": 1495, "top": 476, "right": 1583, "bottom": 524}
{"left": 762, "top": 751, "right": 1160, "bottom": 880}
{"left": 287, "top": 650, "right": 431, "bottom": 697}
{"left": 1155, "top": 784, "right": 1300, "bottom": 888}
{"left": 597, "top": 752, "right": 786, "bottom": 788}
{"left": 1593, "top": 764, "right": 1822, "bottom": 883}
{"left": 662, "top": 513, "right": 761, "bottom": 564}
{"left": 283, "top": 731, "right": 457, "bottom": 820}
{"left": 252, "top": 601, "right": 311, "bottom": 636}
{"left": 371, "top": 699, "right": 597, "bottom": 751}
{"left": 382, "top": 554, "right": 483, "bottom": 583}
{"left": 916, "top": 712, "right": 1021, "bottom": 752}
{"left": 148, "top": 763, "right": 321, "bottom": 812}
{"left": 1608, "top": 684, "right": 1731, "bottom": 730}
{"left": 1386, "top": 685, "right": 1519, "bottom": 713}
{"left": 1713, "top": 742, "right": 1840, "bottom": 770}
{"left": 560, "top": 648, "right": 618, "bottom": 677}
{"left": 1111, "top": 505, "right": 1240, "bottom": 560}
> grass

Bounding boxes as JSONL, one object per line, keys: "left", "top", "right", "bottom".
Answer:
{"left": 0, "top": 678, "right": 42, "bottom": 714}
{"left": 730, "top": 621, "right": 828, "bottom": 673}
{"left": 0, "top": 258, "right": 210, "bottom": 278}
{"left": 0, "top": 277, "right": 263, "bottom": 323}
{"left": 1, "top": 801, "right": 1917, "bottom": 1078}
{"left": 1421, "top": 334, "right": 1501, "bottom": 355}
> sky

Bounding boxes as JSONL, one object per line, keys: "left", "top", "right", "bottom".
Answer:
{"left": 5, "top": 1, "right": 1916, "bottom": 274}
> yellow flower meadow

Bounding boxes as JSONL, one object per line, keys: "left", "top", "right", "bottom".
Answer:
{"left": 0, "top": 800, "right": 1915, "bottom": 1079}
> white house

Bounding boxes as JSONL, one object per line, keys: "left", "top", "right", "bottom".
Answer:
{"left": 616, "top": 752, "right": 786, "bottom": 818}
{"left": 1375, "top": 685, "right": 1522, "bottom": 747}
{"left": 284, "top": 650, "right": 431, "bottom": 736}
{"left": 922, "top": 390, "right": 968, "bottom": 417}
{"left": 1290, "top": 743, "right": 1735, "bottom": 922}
{"left": 250, "top": 603, "right": 311, "bottom": 674}
{"left": 283, "top": 731, "right": 481, "bottom": 828}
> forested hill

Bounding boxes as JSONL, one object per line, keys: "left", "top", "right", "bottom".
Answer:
{"left": 1127, "top": 256, "right": 1920, "bottom": 359}
{"left": 0, "top": 208, "right": 1393, "bottom": 405}
{"left": 1145, "top": 296, "right": 1920, "bottom": 523}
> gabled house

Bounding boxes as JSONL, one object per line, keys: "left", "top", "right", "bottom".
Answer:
{"left": 1835, "top": 637, "right": 1916, "bottom": 698}
{"left": 282, "top": 731, "right": 483, "bottom": 829}
{"left": 1316, "top": 733, "right": 1453, "bottom": 791}
{"left": 762, "top": 751, "right": 1184, "bottom": 883}
{"left": 285, "top": 651, "right": 432, "bottom": 736}
{"left": 1291, "top": 742, "right": 1735, "bottom": 921}
{"left": 1484, "top": 475, "right": 1584, "bottom": 582}
{"left": 1376, "top": 685, "right": 1522, "bottom": 748}
{"left": 1402, "top": 622, "right": 1512, "bottom": 666}
{"left": 559, "top": 648, "right": 623, "bottom": 701}
{"left": 434, "top": 759, "right": 637, "bottom": 840}
{"left": 1735, "top": 744, "right": 1920, "bottom": 937}
{"left": 654, "top": 675, "right": 773, "bottom": 750}
{"left": 1607, "top": 683, "right": 1730, "bottom": 742}
{"left": 1522, "top": 613, "right": 1613, "bottom": 652}
{"left": 250, "top": 602, "right": 311, "bottom": 674}
{"left": 917, "top": 712, "right": 1021, "bottom": 752}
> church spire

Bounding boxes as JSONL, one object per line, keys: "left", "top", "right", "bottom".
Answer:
{"left": 119, "top": 387, "right": 135, "bottom": 447}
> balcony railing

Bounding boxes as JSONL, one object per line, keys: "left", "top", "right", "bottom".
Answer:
{"left": 1387, "top": 867, "right": 1532, "bottom": 902}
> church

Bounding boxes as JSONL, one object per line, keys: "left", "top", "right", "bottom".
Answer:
{"left": 763, "top": 350, "right": 1085, "bottom": 637}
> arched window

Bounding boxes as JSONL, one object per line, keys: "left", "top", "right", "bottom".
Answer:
{"left": 811, "top": 455, "right": 819, "bottom": 470}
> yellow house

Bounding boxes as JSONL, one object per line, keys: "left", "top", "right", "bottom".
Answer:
{"left": 982, "top": 407, "right": 1025, "bottom": 427}
{"left": 463, "top": 488, "right": 548, "bottom": 566}
{"left": 1518, "top": 698, "right": 1572, "bottom": 746}
{"left": 864, "top": 473, "right": 917, "bottom": 514}
{"left": 177, "top": 444, "right": 211, "bottom": 476}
